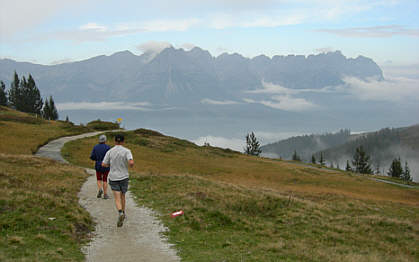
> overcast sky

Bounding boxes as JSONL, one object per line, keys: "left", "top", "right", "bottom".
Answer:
{"left": 0, "top": 0, "right": 418, "bottom": 66}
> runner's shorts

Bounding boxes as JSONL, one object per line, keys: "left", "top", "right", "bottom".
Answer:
{"left": 109, "top": 178, "right": 129, "bottom": 193}
{"left": 96, "top": 171, "right": 109, "bottom": 182}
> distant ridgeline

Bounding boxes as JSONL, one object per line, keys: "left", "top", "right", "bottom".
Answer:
{"left": 0, "top": 47, "right": 383, "bottom": 104}
{"left": 315, "top": 125, "right": 419, "bottom": 171}
{"left": 261, "top": 124, "right": 419, "bottom": 174}
{"left": 260, "top": 129, "right": 351, "bottom": 160}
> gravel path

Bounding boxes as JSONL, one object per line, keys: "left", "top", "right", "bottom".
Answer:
{"left": 36, "top": 132, "right": 180, "bottom": 262}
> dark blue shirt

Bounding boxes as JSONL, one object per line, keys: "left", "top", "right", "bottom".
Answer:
{"left": 90, "top": 143, "right": 111, "bottom": 172}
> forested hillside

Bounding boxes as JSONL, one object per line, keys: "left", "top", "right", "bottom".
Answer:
{"left": 260, "top": 129, "right": 351, "bottom": 160}
{"left": 315, "top": 125, "right": 419, "bottom": 177}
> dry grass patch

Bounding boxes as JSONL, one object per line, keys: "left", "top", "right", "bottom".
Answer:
{"left": 0, "top": 154, "right": 93, "bottom": 261}
{"left": 0, "top": 107, "right": 91, "bottom": 155}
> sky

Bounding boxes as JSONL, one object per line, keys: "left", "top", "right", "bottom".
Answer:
{"left": 0, "top": 0, "right": 418, "bottom": 67}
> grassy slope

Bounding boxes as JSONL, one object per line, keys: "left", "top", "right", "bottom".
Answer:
{"left": 63, "top": 130, "right": 419, "bottom": 262}
{"left": 0, "top": 107, "right": 93, "bottom": 261}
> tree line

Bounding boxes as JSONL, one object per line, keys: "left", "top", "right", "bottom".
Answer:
{"left": 0, "top": 72, "right": 58, "bottom": 120}
{"left": 245, "top": 132, "right": 413, "bottom": 182}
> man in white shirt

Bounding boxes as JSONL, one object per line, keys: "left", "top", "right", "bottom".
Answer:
{"left": 102, "top": 134, "right": 134, "bottom": 227}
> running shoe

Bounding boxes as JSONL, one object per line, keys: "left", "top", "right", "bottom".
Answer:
{"left": 97, "top": 189, "right": 103, "bottom": 198}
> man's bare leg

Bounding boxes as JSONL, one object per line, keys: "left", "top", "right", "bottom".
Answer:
{"left": 97, "top": 180, "right": 103, "bottom": 198}
{"left": 103, "top": 181, "right": 108, "bottom": 196}
{"left": 113, "top": 190, "right": 122, "bottom": 210}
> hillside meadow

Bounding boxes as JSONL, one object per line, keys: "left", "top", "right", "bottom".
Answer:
{"left": 63, "top": 129, "right": 419, "bottom": 262}
{"left": 0, "top": 107, "right": 96, "bottom": 261}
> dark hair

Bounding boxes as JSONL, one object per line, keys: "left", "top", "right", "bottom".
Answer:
{"left": 115, "top": 134, "right": 124, "bottom": 142}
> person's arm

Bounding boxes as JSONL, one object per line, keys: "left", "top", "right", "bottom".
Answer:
{"left": 127, "top": 150, "right": 134, "bottom": 168}
{"left": 128, "top": 159, "right": 134, "bottom": 168}
{"left": 90, "top": 147, "right": 96, "bottom": 161}
{"left": 102, "top": 151, "right": 110, "bottom": 167}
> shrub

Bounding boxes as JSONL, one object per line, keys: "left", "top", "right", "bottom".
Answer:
{"left": 86, "top": 120, "right": 119, "bottom": 130}
{"left": 134, "top": 128, "right": 164, "bottom": 137}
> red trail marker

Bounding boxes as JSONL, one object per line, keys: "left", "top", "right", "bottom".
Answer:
{"left": 171, "top": 210, "right": 184, "bottom": 218}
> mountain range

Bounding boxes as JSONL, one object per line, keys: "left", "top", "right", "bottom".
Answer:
{"left": 0, "top": 47, "right": 383, "bottom": 105}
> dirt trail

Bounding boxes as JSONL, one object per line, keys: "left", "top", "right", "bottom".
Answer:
{"left": 36, "top": 132, "right": 180, "bottom": 262}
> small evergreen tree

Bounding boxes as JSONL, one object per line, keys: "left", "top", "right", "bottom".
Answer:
{"left": 65, "top": 115, "right": 69, "bottom": 122}
{"left": 330, "top": 162, "right": 334, "bottom": 168}
{"left": 8, "top": 71, "right": 21, "bottom": 109}
{"left": 292, "top": 150, "right": 300, "bottom": 161}
{"left": 0, "top": 81, "right": 7, "bottom": 106}
{"left": 319, "top": 152, "right": 325, "bottom": 166}
{"left": 401, "top": 161, "right": 412, "bottom": 182}
{"left": 42, "top": 96, "right": 59, "bottom": 120}
{"left": 311, "top": 154, "right": 316, "bottom": 164}
{"left": 8, "top": 73, "right": 43, "bottom": 114}
{"left": 345, "top": 160, "right": 352, "bottom": 171}
{"left": 352, "top": 145, "right": 373, "bottom": 174}
{"left": 22, "top": 74, "right": 43, "bottom": 115}
{"left": 387, "top": 157, "right": 403, "bottom": 178}
{"left": 245, "top": 132, "right": 261, "bottom": 156}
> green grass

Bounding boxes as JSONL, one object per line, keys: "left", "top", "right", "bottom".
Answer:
{"left": 86, "top": 119, "right": 120, "bottom": 130}
{"left": 0, "top": 154, "right": 93, "bottom": 261}
{"left": 63, "top": 129, "right": 419, "bottom": 262}
{"left": 0, "top": 107, "right": 94, "bottom": 261}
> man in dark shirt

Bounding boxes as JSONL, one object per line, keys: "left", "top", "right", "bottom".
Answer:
{"left": 90, "top": 135, "right": 111, "bottom": 199}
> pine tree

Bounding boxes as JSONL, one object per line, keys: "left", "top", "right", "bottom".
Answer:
{"left": 330, "top": 162, "right": 334, "bottom": 168}
{"left": 319, "top": 152, "right": 325, "bottom": 166}
{"left": 387, "top": 157, "right": 403, "bottom": 178}
{"left": 245, "top": 132, "right": 261, "bottom": 156}
{"left": 49, "top": 96, "right": 58, "bottom": 120}
{"left": 345, "top": 160, "right": 352, "bottom": 171}
{"left": 42, "top": 99, "right": 50, "bottom": 119}
{"left": 0, "top": 81, "right": 7, "bottom": 106}
{"left": 8, "top": 71, "right": 20, "bottom": 109}
{"left": 8, "top": 73, "right": 43, "bottom": 114}
{"left": 23, "top": 74, "right": 43, "bottom": 115}
{"left": 292, "top": 150, "right": 300, "bottom": 161}
{"left": 352, "top": 145, "right": 373, "bottom": 174}
{"left": 42, "top": 96, "right": 58, "bottom": 120}
{"left": 401, "top": 161, "right": 412, "bottom": 182}
{"left": 311, "top": 154, "right": 316, "bottom": 164}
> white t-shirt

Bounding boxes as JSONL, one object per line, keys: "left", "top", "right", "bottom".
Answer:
{"left": 103, "top": 145, "right": 133, "bottom": 181}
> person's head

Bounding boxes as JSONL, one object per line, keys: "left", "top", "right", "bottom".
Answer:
{"left": 115, "top": 134, "right": 124, "bottom": 144}
{"left": 99, "top": 135, "right": 107, "bottom": 144}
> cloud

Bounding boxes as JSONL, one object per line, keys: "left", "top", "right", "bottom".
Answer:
{"left": 244, "top": 95, "right": 319, "bottom": 112}
{"left": 260, "top": 96, "right": 319, "bottom": 111}
{"left": 314, "top": 47, "right": 335, "bottom": 53}
{"left": 49, "top": 58, "right": 74, "bottom": 65}
{"left": 79, "top": 23, "right": 107, "bottom": 32}
{"left": 57, "top": 101, "right": 152, "bottom": 111}
{"left": 246, "top": 81, "right": 298, "bottom": 95}
{"left": 192, "top": 136, "right": 244, "bottom": 151}
{"left": 201, "top": 98, "right": 240, "bottom": 105}
{"left": 316, "top": 25, "right": 419, "bottom": 38}
{"left": 342, "top": 76, "right": 419, "bottom": 102}
{"left": 180, "top": 43, "right": 196, "bottom": 51}
{"left": 0, "top": 0, "right": 85, "bottom": 38}
{"left": 137, "top": 41, "right": 172, "bottom": 54}
{"left": 244, "top": 81, "right": 321, "bottom": 111}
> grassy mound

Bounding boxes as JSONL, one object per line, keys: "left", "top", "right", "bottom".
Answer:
{"left": 63, "top": 129, "right": 419, "bottom": 261}
{"left": 0, "top": 154, "right": 93, "bottom": 261}
{"left": 0, "top": 107, "right": 93, "bottom": 261}
{"left": 86, "top": 120, "right": 120, "bottom": 131}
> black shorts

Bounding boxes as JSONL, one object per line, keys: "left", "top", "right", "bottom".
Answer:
{"left": 109, "top": 178, "right": 129, "bottom": 193}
